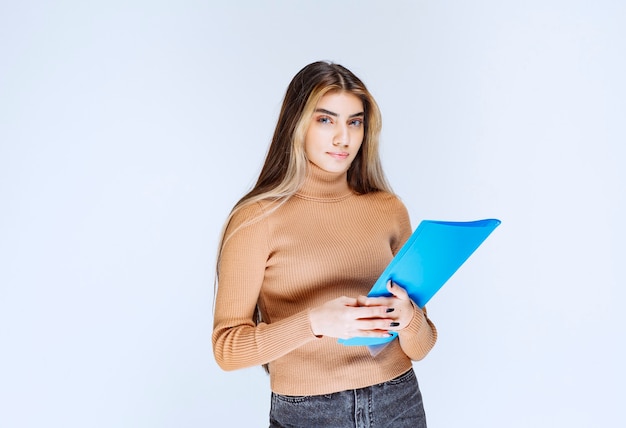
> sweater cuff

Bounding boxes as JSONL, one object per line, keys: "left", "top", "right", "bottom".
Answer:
{"left": 293, "top": 309, "right": 321, "bottom": 340}
{"left": 398, "top": 302, "right": 425, "bottom": 338}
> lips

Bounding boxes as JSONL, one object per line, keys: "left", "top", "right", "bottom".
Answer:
{"left": 327, "top": 152, "right": 349, "bottom": 159}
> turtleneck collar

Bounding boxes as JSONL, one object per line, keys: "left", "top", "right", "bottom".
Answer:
{"left": 295, "top": 162, "right": 354, "bottom": 202}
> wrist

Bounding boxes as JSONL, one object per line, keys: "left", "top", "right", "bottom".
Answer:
{"left": 308, "top": 308, "right": 323, "bottom": 337}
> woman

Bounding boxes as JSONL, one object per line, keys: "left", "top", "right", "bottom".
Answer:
{"left": 213, "top": 61, "right": 437, "bottom": 427}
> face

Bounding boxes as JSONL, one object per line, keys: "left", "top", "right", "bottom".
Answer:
{"left": 304, "top": 91, "right": 365, "bottom": 174}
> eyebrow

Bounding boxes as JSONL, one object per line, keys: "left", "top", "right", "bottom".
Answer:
{"left": 314, "top": 108, "right": 365, "bottom": 118}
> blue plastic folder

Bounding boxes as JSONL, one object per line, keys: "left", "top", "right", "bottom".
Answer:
{"left": 339, "top": 218, "right": 501, "bottom": 346}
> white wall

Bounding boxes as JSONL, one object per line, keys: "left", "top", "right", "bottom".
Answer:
{"left": 1, "top": 1, "right": 624, "bottom": 427}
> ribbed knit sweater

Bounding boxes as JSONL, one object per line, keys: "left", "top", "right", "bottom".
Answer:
{"left": 213, "top": 164, "right": 437, "bottom": 396}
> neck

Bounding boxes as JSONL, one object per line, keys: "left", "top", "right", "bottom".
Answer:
{"left": 296, "top": 162, "right": 353, "bottom": 201}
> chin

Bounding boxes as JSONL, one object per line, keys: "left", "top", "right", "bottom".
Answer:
{"left": 310, "top": 159, "right": 350, "bottom": 174}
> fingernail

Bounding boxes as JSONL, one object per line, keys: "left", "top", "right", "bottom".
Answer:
{"left": 390, "top": 322, "right": 400, "bottom": 327}
{"left": 386, "top": 308, "right": 395, "bottom": 313}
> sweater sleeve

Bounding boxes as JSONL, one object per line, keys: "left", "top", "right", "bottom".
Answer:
{"left": 212, "top": 203, "right": 319, "bottom": 371}
{"left": 398, "top": 305, "right": 438, "bottom": 361}
{"left": 392, "top": 198, "right": 438, "bottom": 361}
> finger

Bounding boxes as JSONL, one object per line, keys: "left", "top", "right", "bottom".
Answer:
{"left": 351, "top": 305, "right": 392, "bottom": 319}
{"left": 358, "top": 314, "right": 403, "bottom": 331}
{"left": 356, "top": 295, "right": 369, "bottom": 306}
{"left": 357, "top": 294, "right": 395, "bottom": 307}
{"left": 353, "top": 329, "right": 393, "bottom": 338}
{"left": 387, "top": 280, "right": 409, "bottom": 300}
{"left": 339, "top": 296, "right": 360, "bottom": 307}
{"left": 357, "top": 318, "right": 397, "bottom": 331}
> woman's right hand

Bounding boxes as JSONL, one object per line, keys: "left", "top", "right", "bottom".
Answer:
{"left": 308, "top": 296, "right": 395, "bottom": 339}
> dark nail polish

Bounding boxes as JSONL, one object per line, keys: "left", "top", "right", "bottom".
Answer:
{"left": 386, "top": 308, "right": 395, "bottom": 313}
{"left": 390, "top": 322, "right": 400, "bottom": 327}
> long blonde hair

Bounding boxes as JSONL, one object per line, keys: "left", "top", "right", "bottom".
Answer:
{"left": 216, "top": 60, "right": 393, "bottom": 277}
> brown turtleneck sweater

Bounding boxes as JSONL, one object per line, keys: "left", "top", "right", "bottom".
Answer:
{"left": 213, "top": 164, "right": 437, "bottom": 396}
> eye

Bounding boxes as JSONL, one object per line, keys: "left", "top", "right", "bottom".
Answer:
{"left": 349, "top": 118, "right": 364, "bottom": 127}
{"left": 317, "top": 116, "right": 332, "bottom": 124}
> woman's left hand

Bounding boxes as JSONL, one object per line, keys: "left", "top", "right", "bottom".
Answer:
{"left": 356, "top": 281, "right": 415, "bottom": 331}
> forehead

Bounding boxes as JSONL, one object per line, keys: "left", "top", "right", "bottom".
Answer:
{"left": 316, "top": 91, "right": 364, "bottom": 113}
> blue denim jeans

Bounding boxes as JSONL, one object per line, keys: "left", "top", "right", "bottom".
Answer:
{"left": 269, "top": 368, "right": 427, "bottom": 428}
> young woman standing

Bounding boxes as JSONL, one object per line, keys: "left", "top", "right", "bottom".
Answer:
{"left": 213, "top": 61, "right": 437, "bottom": 427}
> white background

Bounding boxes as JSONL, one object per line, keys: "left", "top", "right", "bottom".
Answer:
{"left": 1, "top": 1, "right": 624, "bottom": 427}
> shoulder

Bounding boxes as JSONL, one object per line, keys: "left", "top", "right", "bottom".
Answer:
{"left": 224, "top": 200, "right": 276, "bottom": 239}
{"left": 228, "top": 201, "right": 263, "bottom": 226}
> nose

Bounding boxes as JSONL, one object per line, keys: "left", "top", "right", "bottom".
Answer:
{"left": 333, "top": 124, "right": 350, "bottom": 147}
